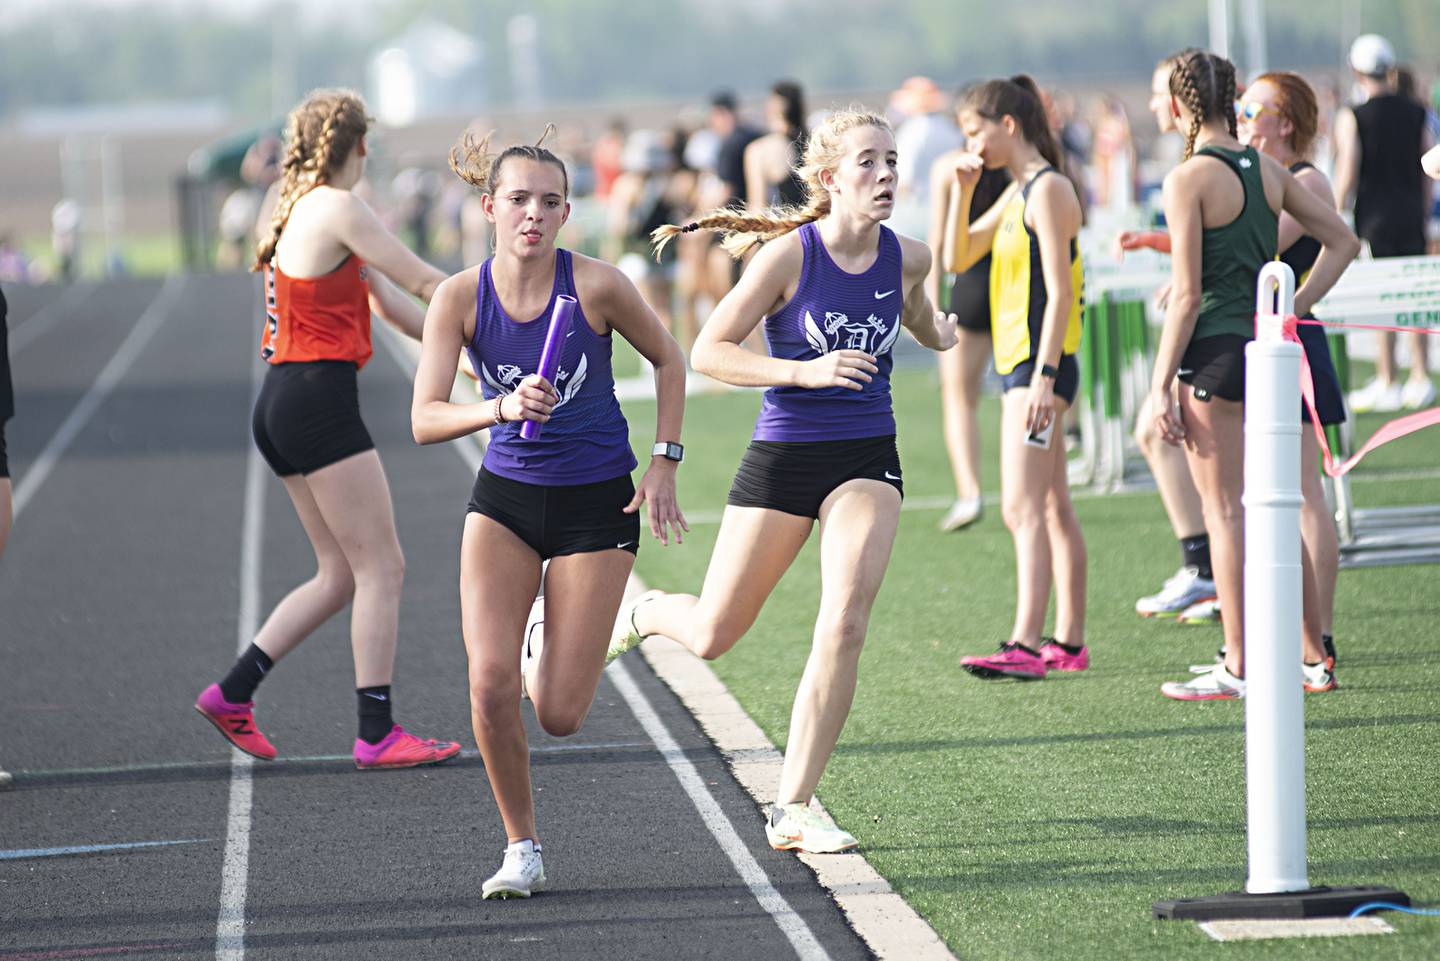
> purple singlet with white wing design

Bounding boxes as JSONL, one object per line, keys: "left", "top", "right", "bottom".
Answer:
{"left": 753, "top": 222, "right": 903, "bottom": 442}
{"left": 467, "top": 249, "right": 637, "bottom": 485}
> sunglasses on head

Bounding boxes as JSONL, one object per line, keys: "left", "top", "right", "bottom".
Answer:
{"left": 1236, "top": 101, "right": 1266, "bottom": 121}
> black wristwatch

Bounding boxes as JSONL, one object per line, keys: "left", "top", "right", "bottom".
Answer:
{"left": 651, "top": 441, "right": 684, "bottom": 463}
{"left": 1039, "top": 363, "right": 1061, "bottom": 379}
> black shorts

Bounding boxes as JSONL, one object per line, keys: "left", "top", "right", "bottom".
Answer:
{"left": 727, "top": 434, "right": 903, "bottom": 520}
{"left": 1001, "top": 354, "right": 1080, "bottom": 406}
{"left": 1365, "top": 227, "right": 1426, "bottom": 259}
{"left": 1180, "top": 334, "right": 1247, "bottom": 403}
{"left": 1297, "top": 321, "right": 1345, "bottom": 426}
{"left": 0, "top": 422, "right": 8, "bottom": 479}
{"left": 944, "top": 258, "right": 993, "bottom": 334}
{"left": 252, "top": 361, "right": 375, "bottom": 477}
{"left": 466, "top": 466, "right": 640, "bottom": 560}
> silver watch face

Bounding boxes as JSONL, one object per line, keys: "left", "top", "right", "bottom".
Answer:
{"left": 654, "top": 442, "right": 683, "bottom": 462}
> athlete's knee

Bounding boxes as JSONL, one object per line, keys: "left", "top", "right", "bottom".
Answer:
{"left": 468, "top": 666, "right": 520, "bottom": 731}
{"left": 314, "top": 564, "right": 356, "bottom": 607}
{"left": 535, "top": 702, "right": 587, "bottom": 738}
{"left": 688, "top": 613, "right": 745, "bottom": 660}
{"left": 353, "top": 544, "right": 405, "bottom": 591}
{"left": 1001, "top": 493, "right": 1044, "bottom": 533}
{"left": 814, "top": 608, "right": 869, "bottom": 661}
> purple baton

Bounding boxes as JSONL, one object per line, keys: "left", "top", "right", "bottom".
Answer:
{"left": 520, "top": 294, "right": 577, "bottom": 440}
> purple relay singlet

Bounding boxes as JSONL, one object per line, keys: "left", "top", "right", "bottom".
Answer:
{"left": 753, "top": 222, "right": 903, "bottom": 442}
{"left": 467, "top": 249, "right": 637, "bottom": 485}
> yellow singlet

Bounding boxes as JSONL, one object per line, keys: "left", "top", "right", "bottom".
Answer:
{"left": 988, "top": 167, "right": 1083, "bottom": 375}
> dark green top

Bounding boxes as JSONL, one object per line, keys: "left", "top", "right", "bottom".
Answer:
{"left": 1193, "top": 145, "right": 1278, "bottom": 341}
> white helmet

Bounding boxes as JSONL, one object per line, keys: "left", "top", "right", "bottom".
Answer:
{"left": 1348, "top": 34, "right": 1396, "bottom": 78}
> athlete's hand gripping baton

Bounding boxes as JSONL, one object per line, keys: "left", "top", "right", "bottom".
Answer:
{"left": 520, "top": 294, "right": 577, "bottom": 440}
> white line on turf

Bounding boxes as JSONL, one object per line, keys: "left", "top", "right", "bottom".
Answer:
{"left": 213, "top": 360, "right": 265, "bottom": 961}
{"left": 374, "top": 326, "right": 829, "bottom": 960}
{"left": 12, "top": 275, "right": 183, "bottom": 518}
{"left": 607, "top": 658, "right": 830, "bottom": 961}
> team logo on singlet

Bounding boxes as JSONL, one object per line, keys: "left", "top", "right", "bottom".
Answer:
{"left": 481, "top": 355, "right": 589, "bottom": 410}
{"left": 802, "top": 310, "right": 900, "bottom": 356}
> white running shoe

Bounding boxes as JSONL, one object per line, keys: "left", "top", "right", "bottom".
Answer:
{"left": 1177, "top": 597, "right": 1222, "bottom": 624}
{"left": 1302, "top": 661, "right": 1339, "bottom": 693}
{"left": 0, "top": 766, "right": 11, "bottom": 790}
{"left": 482, "top": 840, "right": 546, "bottom": 899}
{"left": 1162, "top": 662, "right": 1245, "bottom": 700}
{"left": 605, "top": 589, "right": 662, "bottom": 665}
{"left": 1349, "top": 377, "right": 1404, "bottom": 414}
{"left": 1135, "top": 566, "right": 1217, "bottom": 618}
{"left": 1401, "top": 377, "right": 1436, "bottom": 410}
{"left": 520, "top": 597, "right": 543, "bottom": 701}
{"left": 938, "top": 496, "right": 983, "bottom": 532}
{"left": 765, "top": 803, "right": 858, "bottom": 853}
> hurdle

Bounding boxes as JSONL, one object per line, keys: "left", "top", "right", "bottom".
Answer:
{"left": 1310, "top": 255, "right": 1440, "bottom": 568}
{"left": 1153, "top": 263, "right": 1410, "bottom": 921}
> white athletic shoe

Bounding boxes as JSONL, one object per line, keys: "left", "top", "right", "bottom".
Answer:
{"left": 520, "top": 597, "right": 543, "bottom": 701}
{"left": 938, "top": 496, "right": 983, "bottom": 532}
{"left": 765, "top": 803, "right": 858, "bottom": 853}
{"left": 1135, "top": 566, "right": 1217, "bottom": 618}
{"left": 0, "top": 765, "right": 12, "bottom": 790}
{"left": 1162, "top": 662, "right": 1245, "bottom": 700}
{"left": 481, "top": 840, "right": 546, "bottom": 899}
{"left": 1177, "top": 597, "right": 1222, "bottom": 624}
{"left": 1349, "top": 377, "right": 1404, "bottom": 414}
{"left": 1401, "top": 377, "right": 1436, "bottom": 410}
{"left": 605, "top": 589, "right": 661, "bottom": 665}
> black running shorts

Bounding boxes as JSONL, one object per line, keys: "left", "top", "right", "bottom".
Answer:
{"left": 251, "top": 361, "right": 375, "bottom": 477}
{"left": 727, "top": 434, "right": 903, "bottom": 520}
{"left": 1001, "top": 354, "right": 1080, "bottom": 406}
{"left": 466, "top": 466, "right": 640, "bottom": 560}
{"left": 0, "top": 422, "right": 8, "bottom": 480}
{"left": 1180, "top": 334, "right": 1248, "bottom": 403}
{"left": 944, "top": 258, "right": 994, "bottom": 334}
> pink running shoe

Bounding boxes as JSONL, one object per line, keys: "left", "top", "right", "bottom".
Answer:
{"left": 194, "top": 683, "right": 277, "bottom": 760}
{"left": 960, "top": 643, "right": 1047, "bottom": 680}
{"left": 1039, "top": 639, "right": 1090, "bottom": 672}
{"left": 354, "top": 725, "right": 461, "bottom": 770}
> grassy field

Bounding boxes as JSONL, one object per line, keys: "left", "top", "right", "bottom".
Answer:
{"left": 626, "top": 362, "right": 1440, "bottom": 961}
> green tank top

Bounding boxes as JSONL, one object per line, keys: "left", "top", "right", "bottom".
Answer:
{"left": 1193, "top": 145, "right": 1278, "bottom": 341}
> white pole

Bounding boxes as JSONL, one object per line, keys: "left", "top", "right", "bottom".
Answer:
{"left": 1243, "top": 262, "right": 1309, "bottom": 894}
{"left": 1209, "top": 0, "right": 1231, "bottom": 59}
{"left": 1239, "top": 0, "right": 1268, "bottom": 78}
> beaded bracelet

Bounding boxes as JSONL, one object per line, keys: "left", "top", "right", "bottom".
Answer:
{"left": 493, "top": 395, "right": 506, "bottom": 425}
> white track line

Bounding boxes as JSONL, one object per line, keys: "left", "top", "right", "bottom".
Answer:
{"left": 214, "top": 360, "right": 266, "bottom": 961}
{"left": 375, "top": 324, "right": 827, "bottom": 959}
{"left": 607, "top": 659, "right": 830, "bottom": 961}
{"left": 12, "top": 276, "right": 182, "bottom": 518}
{"left": 7, "top": 282, "right": 94, "bottom": 355}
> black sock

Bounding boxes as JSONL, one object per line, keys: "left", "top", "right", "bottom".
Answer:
{"left": 1050, "top": 640, "right": 1085, "bottom": 655}
{"left": 1322, "top": 634, "right": 1336, "bottom": 665}
{"left": 357, "top": 686, "right": 394, "bottom": 744}
{"left": 219, "top": 643, "right": 274, "bottom": 704}
{"left": 1181, "top": 533, "right": 1213, "bottom": 580}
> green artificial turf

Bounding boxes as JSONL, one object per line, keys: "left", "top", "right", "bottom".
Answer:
{"left": 627, "top": 364, "right": 1440, "bottom": 961}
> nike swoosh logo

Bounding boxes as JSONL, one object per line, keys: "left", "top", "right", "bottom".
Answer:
{"left": 884, "top": 471, "right": 901, "bottom": 481}
{"left": 617, "top": 541, "right": 637, "bottom": 549}
{"left": 1177, "top": 368, "right": 1193, "bottom": 376}
{"left": 566, "top": 329, "right": 576, "bottom": 337}
{"left": 874, "top": 289, "right": 895, "bottom": 299}
{"left": 363, "top": 693, "right": 389, "bottom": 701}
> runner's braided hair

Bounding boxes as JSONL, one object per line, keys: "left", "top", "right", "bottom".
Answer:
{"left": 253, "top": 89, "right": 370, "bottom": 271}
{"left": 651, "top": 107, "right": 890, "bottom": 260}
{"left": 449, "top": 122, "right": 569, "bottom": 196}
{"left": 1169, "top": 50, "right": 1238, "bottom": 161}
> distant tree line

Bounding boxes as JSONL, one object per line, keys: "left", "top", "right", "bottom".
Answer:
{"left": 1, "top": 0, "right": 1434, "bottom": 124}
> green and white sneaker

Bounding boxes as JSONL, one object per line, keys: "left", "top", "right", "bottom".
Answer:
{"left": 765, "top": 803, "right": 858, "bottom": 853}
{"left": 605, "top": 590, "right": 662, "bottom": 665}
{"left": 481, "top": 839, "right": 546, "bottom": 899}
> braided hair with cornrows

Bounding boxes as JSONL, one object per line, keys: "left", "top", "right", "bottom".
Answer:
{"left": 449, "top": 122, "right": 569, "bottom": 197}
{"left": 1168, "top": 50, "right": 1239, "bottom": 161}
{"left": 651, "top": 107, "right": 891, "bottom": 260}
{"left": 252, "top": 89, "right": 370, "bottom": 272}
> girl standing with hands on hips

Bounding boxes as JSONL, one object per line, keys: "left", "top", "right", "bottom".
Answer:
{"left": 411, "top": 126, "right": 688, "bottom": 898}
{"left": 946, "top": 76, "right": 1090, "bottom": 682}
{"left": 1148, "top": 51, "right": 1357, "bottom": 700}
{"left": 610, "top": 108, "right": 959, "bottom": 855}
